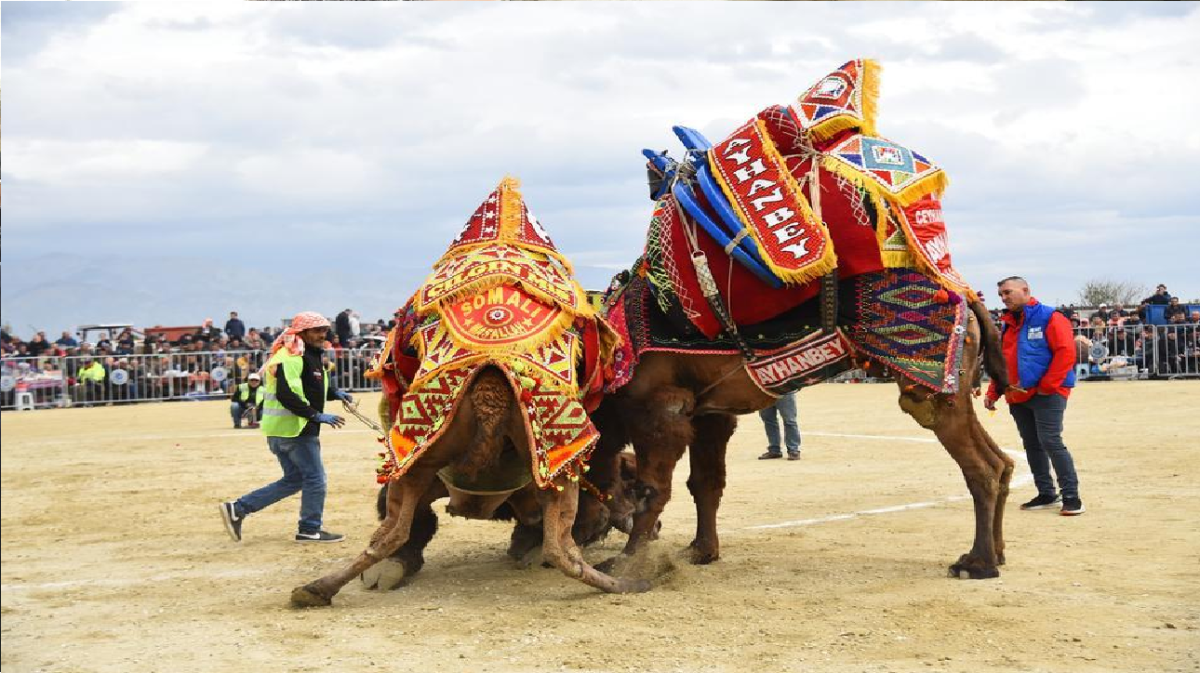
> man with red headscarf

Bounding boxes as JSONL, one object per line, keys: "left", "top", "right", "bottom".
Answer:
{"left": 220, "top": 312, "right": 353, "bottom": 543}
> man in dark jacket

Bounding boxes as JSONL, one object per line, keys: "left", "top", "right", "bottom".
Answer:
{"left": 1143, "top": 284, "right": 1172, "bottom": 305}
{"left": 984, "top": 276, "right": 1084, "bottom": 516}
{"left": 225, "top": 311, "right": 246, "bottom": 340}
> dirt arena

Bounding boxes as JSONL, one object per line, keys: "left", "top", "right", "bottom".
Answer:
{"left": 2, "top": 381, "right": 1197, "bottom": 673}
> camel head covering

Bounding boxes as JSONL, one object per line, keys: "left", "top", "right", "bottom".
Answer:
{"left": 267, "top": 311, "right": 331, "bottom": 359}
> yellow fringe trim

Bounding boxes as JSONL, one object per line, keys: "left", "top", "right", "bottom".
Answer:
{"left": 439, "top": 303, "right": 577, "bottom": 359}
{"left": 416, "top": 271, "right": 595, "bottom": 323}
{"left": 364, "top": 324, "right": 400, "bottom": 380}
{"left": 705, "top": 120, "right": 837, "bottom": 286}
{"left": 820, "top": 154, "right": 948, "bottom": 210}
{"left": 860, "top": 58, "right": 881, "bottom": 137}
{"left": 803, "top": 58, "right": 881, "bottom": 141}
{"left": 892, "top": 206, "right": 972, "bottom": 296}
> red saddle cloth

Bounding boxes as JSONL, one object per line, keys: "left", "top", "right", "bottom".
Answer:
{"left": 659, "top": 165, "right": 885, "bottom": 339}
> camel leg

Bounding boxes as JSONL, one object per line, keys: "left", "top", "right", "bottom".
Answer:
{"left": 622, "top": 435, "right": 688, "bottom": 557}
{"left": 504, "top": 484, "right": 545, "bottom": 567}
{"left": 539, "top": 480, "right": 651, "bottom": 594}
{"left": 616, "top": 387, "right": 694, "bottom": 558}
{"left": 910, "top": 387, "right": 1008, "bottom": 579}
{"left": 361, "top": 480, "right": 446, "bottom": 591}
{"left": 291, "top": 467, "right": 437, "bottom": 607}
{"left": 686, "top": 413, "right": 735, "bottom": 564}
{"left": 969, "top": 416, "right": 1014, "bottom": 565}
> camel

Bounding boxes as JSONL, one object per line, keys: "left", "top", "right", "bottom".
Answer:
{"left": 292, "top": 177, "right": 650, "bottom": 606}
{"left": 290, "top": 367, "right": 649, "bottom": 607}
{"left": 358, "top": 450, "right": 641, "bottom": 591}
{"left": 579, "top": 298, "right": 1013, "bottom": 579}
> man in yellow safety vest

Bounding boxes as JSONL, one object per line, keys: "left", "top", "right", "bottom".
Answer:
{"left": 219, "top": 312, "right": 352, "bottom": 543}
{"left": 230, "top": 372, "right": 265, "bottom": 429}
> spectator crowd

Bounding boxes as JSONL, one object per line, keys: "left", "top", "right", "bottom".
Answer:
{"left": 1, "top": 308, "right": 399, "bottom": 409}
{"left": 986, "top": 284, "right": 1200, "bottom": 379}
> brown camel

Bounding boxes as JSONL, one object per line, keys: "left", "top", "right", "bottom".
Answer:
{"left": 583, "top": 299, "right": 1014, "bottom": 580}
{"left": 290, "top": 367, "right": 650, "bottom": 608}
{"left": 358, "top": 450, "right": 642, "bottom": 591}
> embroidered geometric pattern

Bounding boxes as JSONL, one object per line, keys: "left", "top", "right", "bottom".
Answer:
{"left": 823, "top": 134, "right": 947, "bottom": 207}
{"left": 384, "top": 177, "right": 612, "bottom": 489}
{"left": 847, "top": 269, "right": 967, "bottom": 393}
{"left": 790, "top": 59, "right": 880, "bottom": 141}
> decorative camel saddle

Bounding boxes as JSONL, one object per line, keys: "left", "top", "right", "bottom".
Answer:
{"left": 370, "top": 178, "right": 618, "bottom": 489}
{"left": 608, "top": 59, "right": 973, "bottom": 395}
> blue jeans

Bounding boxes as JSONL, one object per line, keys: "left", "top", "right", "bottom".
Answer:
{"left": 759, "top": 393, "right": 801, "bottom": 455}
{"left": 230, "top": 402, "right": 260, "bottom": 428}
{"left": 1010, "top": 393, "right": 1080, "bottom": 500}
{"left": 235, "top": 435, "right": 327, "bottom": 534}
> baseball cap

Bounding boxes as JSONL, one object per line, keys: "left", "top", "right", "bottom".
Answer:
{"left": 248, "top": 373, "right": 261, "bottom": 381}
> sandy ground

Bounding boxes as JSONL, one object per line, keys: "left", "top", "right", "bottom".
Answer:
{"left": 2, "top": 381, "right": 1198, "bottom": 673}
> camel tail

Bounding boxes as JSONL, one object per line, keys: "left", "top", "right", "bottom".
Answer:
{"left": 457, "top": 367, "right": 515, "bottom": 481}
{"left": 969, "top": 300, "right": 1008, "bottom": 391}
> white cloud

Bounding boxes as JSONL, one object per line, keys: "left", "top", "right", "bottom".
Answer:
{"left": 5, "top": 139, "right": 209, "bottom": 182}
{"left": 2, "top": 1, "right": 1198, "bottom": 333}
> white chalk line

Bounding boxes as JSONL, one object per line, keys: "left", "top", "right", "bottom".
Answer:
{"left": 743, "top": 430, "right": 1030, "bottom": 531}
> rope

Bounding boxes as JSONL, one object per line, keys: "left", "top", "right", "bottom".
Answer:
{"left": 341, "top": 399, "right": 386, "bottom": 438}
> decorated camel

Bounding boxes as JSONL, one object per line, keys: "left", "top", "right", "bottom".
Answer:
{"left": 576, "top": 59, "right": 1013, "bottom": 580}
{"left": 290, "top": 178, "right": 648, "bottom": 607}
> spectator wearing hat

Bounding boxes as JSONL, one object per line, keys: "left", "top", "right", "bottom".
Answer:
{"left": 230, "top": 373, "right": 265, "bottom": 429}
{"left": 77, "top": 357, "right": 107, "bottom": 406}
{"left": 1093, "top": 304, "right": 1110, "bottom": 323}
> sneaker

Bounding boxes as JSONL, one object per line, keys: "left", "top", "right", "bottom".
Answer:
{"left": 219, "top": 502, "right": 243, "bottom": 542}
{"left": 787, "top": 452, "right": 801, "bottom": 461}
{"left": 1019, "top": 493, "right": 1061, "bottom": 510}
{"left": 758, "top": 451, "right": 783, "bottom": 460}
{"left": 295, "top": 530, "right": 345, "bottom": 543}
{"left": 1060, "top": 498, "right": 1086, "bottom": 516}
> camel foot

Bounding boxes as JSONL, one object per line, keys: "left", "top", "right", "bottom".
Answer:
{"left": 360, "top": 558, "right": 412, "bottom": 591}
{"left": 687, "top": 539, "right": 719, "bottom": 565}
{"left": 997, "top": 551, "right": 1006, "bottom": 566}
{"left": 290, "top": 583, "right": 333, "bottom": 608}
{"left": 948, "top": 554, "right": 1000, "bottom": 580}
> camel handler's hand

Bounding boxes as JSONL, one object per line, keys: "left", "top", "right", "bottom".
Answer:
{"left": 983, "top": 396, "right": 997, "bottom": 412}
{"left": 313, "top": 413, "right": 346, "bottom": 429}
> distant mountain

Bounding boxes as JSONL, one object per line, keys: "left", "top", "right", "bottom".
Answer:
{"left": 0, "top": 253, "right": 627, "bottom": 338}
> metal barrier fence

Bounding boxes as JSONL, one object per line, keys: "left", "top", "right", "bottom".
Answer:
{"left": 3, "top": 324, "right": 1197, "bottom": 410}
{"left": 1071, "top": 323, "right": 1199, "bottom": 381}
{"left": 0, "top": 348, "right": 384, "bottom": 411}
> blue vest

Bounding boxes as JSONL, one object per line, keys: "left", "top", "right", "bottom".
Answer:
{"left": 1006, "top": 302, "right": 1076, "bottom": 391}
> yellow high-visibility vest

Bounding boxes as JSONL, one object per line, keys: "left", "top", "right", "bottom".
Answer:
{"left": 260, "top": 350, "right": 326, "bottom": 438}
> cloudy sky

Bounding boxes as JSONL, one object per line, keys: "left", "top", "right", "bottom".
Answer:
{"left": 2, "top": 1, "right": 1197, "bottom": 337}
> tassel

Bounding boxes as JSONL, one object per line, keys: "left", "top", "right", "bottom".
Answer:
{"left": 933, "top": 289, "right": 950, "bottom": 304}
